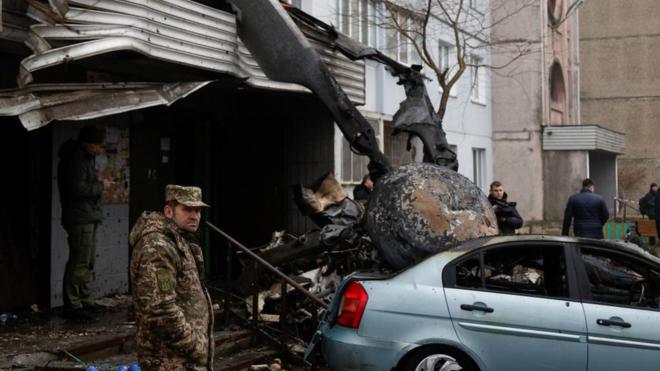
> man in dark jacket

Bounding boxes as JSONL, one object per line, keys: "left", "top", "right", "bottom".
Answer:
{"left": 562, "top": 178, "right": 610, "bottom": 239}
{"left": 655, "top": 187, "right": 660, "bottom": 241}
{"left": 639, "top": 183, "right": 657, "bottom": 219}
{"left": 488, "top": 181, "right": 524, "bottom": 235}
{"left": 57, "top": 125, "right": 111, "bottom": 319}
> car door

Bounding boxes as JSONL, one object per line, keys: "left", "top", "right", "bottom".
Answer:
{"left": 443, "top": 242, "right": 587, "bottom": 371}
{"left": 574, "top": 245, "right": 660, "bottom": 371}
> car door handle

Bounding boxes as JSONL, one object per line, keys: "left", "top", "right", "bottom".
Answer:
{"left": 597, "top": 318, "right": 631, "bottom": 328}
{"left": 460, "top": 304, "right": 494, "bottom": 313}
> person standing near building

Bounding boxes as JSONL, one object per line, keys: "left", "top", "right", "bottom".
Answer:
{"left": 639, "top": 183, "right": 657, "bottom": 245}
{"left": 488, "top": 181, "right": 524, "bottom": 235}
{"left": 639, "top": 183, "right": 657, "bottom": 219}
{"left": 129, "top": 185, "right": 214, "bottom": 370}
{"left": 57, "top": 124, "right": 112, "bottom": 319}
{"left": 655, "top": 185, "right": 660, "bottom": 241}
{"left": 562, "top": 178, "right": 610, "bottom": 239}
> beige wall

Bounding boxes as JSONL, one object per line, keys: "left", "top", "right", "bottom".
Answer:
{"left": 543, "top": 151, "right": 589, "bottom": 222}
{"left": 492, "top": 0, "right": 581, "bottom": 223}
{"left": 580, "top": 0, "right": 660, "bottom": 196}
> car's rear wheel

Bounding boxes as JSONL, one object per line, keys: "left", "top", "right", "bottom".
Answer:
{"left": 400, "top": 347, "right": 476, "bottom": 371}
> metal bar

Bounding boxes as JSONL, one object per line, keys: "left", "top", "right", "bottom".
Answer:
{"left": 224, "top": 240, "right": 232, "bottom": 325}
{"left": 206, "top": 221, "right": 328, "bottom": 309}
{"left": 251, "top": 260, "right": 259, "bottom": 346}
{"left": 280, "top": 280, "right": 287, "bottom": 352}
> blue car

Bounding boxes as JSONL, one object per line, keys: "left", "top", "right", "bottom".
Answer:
{"left": 307, "top": 235, "right": 660, "bottom": 371}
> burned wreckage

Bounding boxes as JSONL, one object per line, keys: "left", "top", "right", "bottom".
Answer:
{"left": 218, "top": 0, "right": 498, "bottom": 333}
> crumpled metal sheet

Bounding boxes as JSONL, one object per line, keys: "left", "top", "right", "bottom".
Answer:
{"left": 18, "top": 0, "right": 365, "bottom": 103}
{"left": 0, "top": 81, "right": 211, "bottom": 130}
{"left": 366, "top": 163, "right": 498, "bottom": 270}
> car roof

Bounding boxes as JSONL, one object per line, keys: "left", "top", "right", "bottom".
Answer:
{"left": 446, "top": 234, "right": 660, "bottom": 265}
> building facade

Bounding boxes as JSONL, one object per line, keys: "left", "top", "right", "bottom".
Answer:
{"left": 301, "top": 0, "right": 494, "bottom": 193}
{"left": 580, "top": 0, "right": 660, "bottom": 205}
{"left": 491, "top": 0, "right": 624, "bottom": 231}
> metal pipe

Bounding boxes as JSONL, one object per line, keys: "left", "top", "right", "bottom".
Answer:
{"left": 206, "top": 221, "right": 328, "bottom": 309}
{"left": 251, "top": 260, "right": 259, "bottom": 346}
{"left": 224, "top": 240, "right": 232, "bottom": 325}
{"left": 280, "top": 280, "right": 288, "bottom": 352}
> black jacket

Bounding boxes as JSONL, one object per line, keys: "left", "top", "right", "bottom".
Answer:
{"left": 57, "top": 139, "right": 104, "bottom": 226}
{"left": 562, "top": 188, "right": 609, "bottom": 239}
{"left": 655, "top": 191, "right": 660, "bottom": 220}
{"left": 488, "top": 193, "right": 524, "bottom": 235}
{"left": 639, "top": 191, "right": 656, "bottom": 219}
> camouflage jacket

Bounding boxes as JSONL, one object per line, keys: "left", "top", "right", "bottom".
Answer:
{"left": 129, "top": 212, "right": 214, "bottom": 370}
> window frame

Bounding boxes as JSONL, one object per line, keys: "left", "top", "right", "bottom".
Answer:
{"left": 472, "top": 147, "right": 486, "bottom": 191}
{"left": 469, "top": 54, "right": 485, "bottom": 104}
{"left": 573, "top": 244, "right": 660, "bottom": 313}
{"left": 338, "top": 0, "right": 375, "bottom": 47}
{"left": 443, "top": 241, "right": 581, "bottom": 301}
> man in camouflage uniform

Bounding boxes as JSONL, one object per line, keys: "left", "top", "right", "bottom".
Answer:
{"left": 129, "top": 185, "right": 214, "bottom": 370}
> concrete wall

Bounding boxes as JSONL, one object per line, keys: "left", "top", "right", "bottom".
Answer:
{"left": 589, "top": 151, "right": 618, "bottom": 214}
{"left": 542, "top": 150, "right": 588, "bottom": 222}
{"left": 491, "top": 0, "right": 582, "bottom": 224}
{"left": 50, "top": 121, "right": 129, "bottom": 307}
{"left": 491, "top": 0, "right": 544, "bottom": 221}
{"left": 580, "top": 0, "right": 660, "bottom": 197}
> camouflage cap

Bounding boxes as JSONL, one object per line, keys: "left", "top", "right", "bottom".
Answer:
{"left": 165, "top": 185, "right": 210, "bottom": 208}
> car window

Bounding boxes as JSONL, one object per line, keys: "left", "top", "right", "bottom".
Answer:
{"left": 456, "top": 256, "right": 481, "bottom": 288}
{"left": 456, "top": 244, "right": 569, "bottom": 298}
{"left": 580, "top": 249, "right": 660, "bottom": 309}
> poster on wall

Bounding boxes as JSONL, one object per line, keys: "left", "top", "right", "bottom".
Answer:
{"left": 96, "top": 126, "right": 130, "bottom": 204}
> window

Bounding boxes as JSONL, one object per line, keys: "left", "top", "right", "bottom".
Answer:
{"left": 472, "top": 148, "right": 486, "bottom": 190}
{"left": 456, "top": 256, "right": 482, "bottom": 288}
{"left": 282, "top": 0, "right": 302, "bottom": 8}
{"left": 470, "top": 54, "right": 484, "bottom": 103}
{"left": 455, "top": 245, "right": 569, "bottom": 298}
{"left": 580, "top": 249, "right": 660, "bottom": 309}
{"left": 339, "top": 0, "right": 374, "bottom": 46}
{"left": 438, "top": 42, "right": 457, "bottom": 97}
{"left": 381, "top": 6, "right": 422, "bottom": 65}
{"left": 337, "top": 119, "right": 382, "bottom": 183}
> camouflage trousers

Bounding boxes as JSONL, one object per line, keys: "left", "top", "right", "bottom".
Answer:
{"left": 63, "top": 223, "right": 97, "bottom": 310}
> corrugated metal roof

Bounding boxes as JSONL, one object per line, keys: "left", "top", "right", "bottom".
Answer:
{"left": 542, "top": 125, "right": 625, "bottom": 154}
{"left": 19, "top": 0, "right": 365, "bottom": 103}
{"left": 0, "top": 82, "right": 211, "bottom": 130}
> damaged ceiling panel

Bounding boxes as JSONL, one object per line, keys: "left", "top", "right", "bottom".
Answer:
{"left": 19, "top": 0, "right": 365, "bottom": 102}
{"left": 0, "top": 81, "right": 211, "bottom": 130}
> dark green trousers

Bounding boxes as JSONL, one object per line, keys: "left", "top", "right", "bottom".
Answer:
{"left": 63, "top": 223, "right": 97, "bottom": 310}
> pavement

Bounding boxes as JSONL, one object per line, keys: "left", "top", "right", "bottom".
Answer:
{"left": 0, "top": 295, "right": 136, "bottom": 370}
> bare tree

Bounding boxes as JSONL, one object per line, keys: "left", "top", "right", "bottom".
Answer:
{"left": 341, "top": 0, "right": 537, "bottom": 121}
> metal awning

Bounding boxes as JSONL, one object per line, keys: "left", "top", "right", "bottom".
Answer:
{"left": 542, "top": 125, "right": 625, "bottom": 154}
{"left": 20, "top": 0, "right": 365, "bottom": 101}
{"left": 0, "top": 0, "right": 365, "bottom": 130}
{"left": 0, "top": 82, "right": 211, "bottom": 130}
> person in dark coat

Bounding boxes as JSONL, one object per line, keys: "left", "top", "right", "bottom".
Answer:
{"left": 562, "top": 178, "right": 610, "bottom": 239}
{"left": 639, "top": 183, "right": 657, "bottom": 245}
{"left": 57, "top": 125, "right": 112, "bottom": 319}
{"left": 639, "top": 183, "right": 657, "bottom": 219}
{"left": 655, "top": 186, "right": 660, "bottom": 241}
{"left": 488, "top": 181, "right": 524, "bottom": 235}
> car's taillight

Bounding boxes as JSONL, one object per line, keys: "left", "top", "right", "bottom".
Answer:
{"left": 336, "top": 281, "right": 368, "bottom": 329}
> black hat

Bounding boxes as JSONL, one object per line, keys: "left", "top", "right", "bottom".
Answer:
{"left": 78, "top": 125, "right": 105, "bottom": 144}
